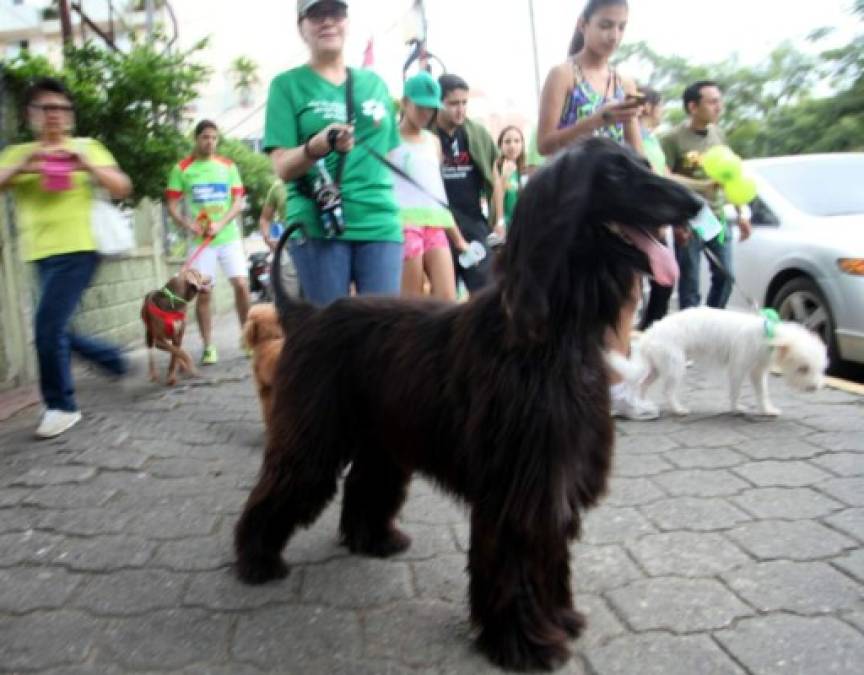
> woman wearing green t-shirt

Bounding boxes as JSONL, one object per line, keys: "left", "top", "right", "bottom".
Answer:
{"left": 263, "top": 0, "right": 402, "bottom": 305}
{"left": 0, "top": 78, "right": 132, "bottom": 439}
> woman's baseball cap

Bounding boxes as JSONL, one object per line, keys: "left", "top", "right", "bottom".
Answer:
{"left": 297, "top": 0, "right": 348, "bottom": 19}
{"left": 404, "top": 72, "right": 443, "bottom": 110}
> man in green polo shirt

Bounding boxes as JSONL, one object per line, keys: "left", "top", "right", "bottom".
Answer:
{"left": 166, "top": 120, "right": 250, "bottom": 364}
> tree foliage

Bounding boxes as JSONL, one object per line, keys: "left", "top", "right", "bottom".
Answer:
{"left": 216, "top": 137, "right": 274, "bottom": 232}
{"left": 615, "top": 4, "right": 864, "bottom": 158}
{"left": 1, "top": 37, "right": 210, "bottom": 206}
{"left": 228, "top": 56, "right": 260, "bottom": 107}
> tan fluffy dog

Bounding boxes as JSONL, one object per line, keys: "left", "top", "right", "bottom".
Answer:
{"left": 243, "top": 304, "right": 285, "bottom": 428}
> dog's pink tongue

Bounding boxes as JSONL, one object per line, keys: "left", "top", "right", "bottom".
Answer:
{"left": 628, "top": 228, "right": 679, "bottom": 286}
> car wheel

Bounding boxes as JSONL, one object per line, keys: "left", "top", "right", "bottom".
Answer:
{"left": 772, "top": 276, "right": 840, "bottom": 368}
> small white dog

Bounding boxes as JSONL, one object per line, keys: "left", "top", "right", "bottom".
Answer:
{"left": 620, "top": 307, "right": 828, "bottom": 416}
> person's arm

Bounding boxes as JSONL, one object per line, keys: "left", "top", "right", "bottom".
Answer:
{"left": 491, "top": 161, "right": 506, "bottom": 235}
{"left": 166, "top": 197, "right": 200, "bottom": 236}
{"left": 74, "top": 140, "right": 132, "bottom": 199}
{"left": 0, "top": 148, "right": 41, "bottom": 190}
{"left": 736, "top": 206, "right": 752, "bottom": 242}
{"left": 78, "top": 159, "right": 131, "bottom": 198}
{"left": 270, "top": 123, "right": 354, "bottom": 182}
{"left": 259, "top": 200, "right": 277, "bottom": 250}
{"left": 620, "top": 76, "right": 644, "bottom": 155}
{"left": 445, "top": 225, "right": 469, "bottom": 253}
{"left": 207, "top": 195, "right": 244, "bottom": 237}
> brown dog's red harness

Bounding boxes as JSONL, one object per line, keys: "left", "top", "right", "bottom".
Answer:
{"left": 146, "top": 302, "right": 186, "bottom": 340}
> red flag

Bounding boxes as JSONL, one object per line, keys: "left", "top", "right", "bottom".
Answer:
{"left": 362, "top": 38, "right": 375, "bottom": 68}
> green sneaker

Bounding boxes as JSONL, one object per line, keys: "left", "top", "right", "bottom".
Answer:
{"left": 201, "top": 345, "right": 219, "bottom": 365}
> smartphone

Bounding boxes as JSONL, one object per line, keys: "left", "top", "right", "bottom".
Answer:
{"left": 625, "top": 93, "right": 647, "bottom": 106}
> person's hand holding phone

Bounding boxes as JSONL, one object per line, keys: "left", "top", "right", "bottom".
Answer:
{"left": 597, "top": 98, "right": 643, "bottom": 126}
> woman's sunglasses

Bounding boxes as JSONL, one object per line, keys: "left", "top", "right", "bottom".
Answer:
{"left": 304, "top": 4, "right": 348, "bottom": 22}
{"left": 29, "top": 103, "right": 74, "bottom": 114}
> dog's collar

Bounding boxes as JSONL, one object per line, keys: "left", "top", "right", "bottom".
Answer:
{"left": 161, "top": 286, "right": 189, "bottom": 309}
{"left": 761, "top": 308, "right": 780, "bottom": 340}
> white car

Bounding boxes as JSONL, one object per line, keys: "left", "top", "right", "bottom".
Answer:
{"left": 726, "top": 153, "right": 864, "bottom": 369}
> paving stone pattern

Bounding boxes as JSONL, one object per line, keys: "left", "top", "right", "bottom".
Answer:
{"left": 0, "top": 322, "right": 862, "bottom": 673}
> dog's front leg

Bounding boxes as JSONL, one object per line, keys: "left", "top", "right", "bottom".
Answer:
{"left": 469, "top": 510, "right": 571, "bottom": 671}
{"left": 751, "top": 366, "right": 781, "bottom": 416}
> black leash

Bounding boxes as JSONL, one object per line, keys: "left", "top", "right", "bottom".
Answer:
{"left": 692, "top": 227, "right": 761, "bottom": 312}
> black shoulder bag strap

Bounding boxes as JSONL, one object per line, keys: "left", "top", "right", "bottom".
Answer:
{"left": 332, "top": 67, "right": 354, "bottom": 188}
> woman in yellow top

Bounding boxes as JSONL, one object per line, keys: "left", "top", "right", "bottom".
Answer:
{"left": 0, "top": 78, "right": 132, "bottom": 439}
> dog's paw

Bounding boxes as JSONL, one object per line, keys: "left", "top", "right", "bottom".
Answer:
{"left": 343, "top": 527, "right": 412, "bottom": 558}
{"left": 670, "top": 405, "right": 690, "bottom": 416}
{"left": 235, "top": 555, "right": 289, "bottom": 585}
{"left": 557, "top": 608, "right": 586, "bottom": 639}
{"left": 476, "top": 625, "right": 571, "bottom": 672}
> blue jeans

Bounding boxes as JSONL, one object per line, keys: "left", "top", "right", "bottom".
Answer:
{"left": 34, "top": 252, "right": 128, "bottom": 412}
{"left": 676, "top": 230, "right": 733, "bottom": 310}
{"left": 288, "top": 239, "right": 403, "bottom": 306}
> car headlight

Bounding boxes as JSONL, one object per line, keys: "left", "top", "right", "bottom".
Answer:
{"left": 838, "top": 259, "right": 864, "bottom": 276}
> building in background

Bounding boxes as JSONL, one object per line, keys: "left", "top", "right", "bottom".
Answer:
{"left": 0, "top": 0, "right": 171, "bottom": 66}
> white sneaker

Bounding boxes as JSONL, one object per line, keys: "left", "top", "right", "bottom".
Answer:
{"left": 35, "top": 409, "right": 82, "bottom": 439}
{"left": 611, "top": 387, "right": 659, "bottom": 421}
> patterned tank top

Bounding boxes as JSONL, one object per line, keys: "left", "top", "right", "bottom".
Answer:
{"left": 559, "top": 61, "right": 625, "bottom": 144}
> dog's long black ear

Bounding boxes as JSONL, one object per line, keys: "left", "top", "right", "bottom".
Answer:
{"left": 499, "top": 142, "right": 599, "bottom": 343}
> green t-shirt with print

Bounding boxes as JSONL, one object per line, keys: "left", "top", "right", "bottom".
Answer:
{"left": 166, "top": 155, "right": 244, "bottom": 246}
{"left": 263, "top": 65, "right": 401, "bottom": 242}
{"left": 0, "top": 138, "right": 116, "bottom": 262}
{"left": 503, "top": 170, "right": 520, "bottom": 228}
{"left": 660, "top": 122, "right": 728, "bottom": 218}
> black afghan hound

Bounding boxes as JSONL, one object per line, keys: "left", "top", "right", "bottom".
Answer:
{"left": 234, "top": 138, "right": 701, "bottom": 671}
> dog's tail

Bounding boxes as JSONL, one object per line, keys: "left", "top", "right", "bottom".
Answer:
{"left": 272, "top": 223, "right": 316, "bottom": 331}
{"left": 605, "top": 349, "right": 648, "bottom": 385}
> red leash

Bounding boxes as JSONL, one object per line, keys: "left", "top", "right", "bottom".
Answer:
{"left": 181, "top": 234, "right": 214, "bottom": 272}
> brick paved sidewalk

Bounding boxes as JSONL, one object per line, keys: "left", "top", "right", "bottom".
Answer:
{"left": 1, "top": 318, "right": 862, "bottom": 674}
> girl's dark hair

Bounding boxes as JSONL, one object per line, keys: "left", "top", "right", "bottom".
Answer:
{"left": 568, "top": 0, "right": 629, "bottom": 57}
{"left": 24, "top": 77, "right": 74, "bottom": 109}
{"left": 496, "top": 125, "right": 526, "bottom": 175}
{"left": 194, "top": 119, "right": 219, "bottom": 137}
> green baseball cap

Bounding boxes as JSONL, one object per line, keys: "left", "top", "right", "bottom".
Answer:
{"left": 404, "top": 72, "right": 443, "bottom": 110}
{"left": 297, "top": 0, "right": 347, "bottom": 19}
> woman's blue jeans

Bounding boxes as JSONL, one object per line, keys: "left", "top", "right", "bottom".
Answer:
{"left": 288, "top": 239, "right": 403, "bottom": 306}
{"left": 34, "top": 252, "right": 127, "bottom": 412}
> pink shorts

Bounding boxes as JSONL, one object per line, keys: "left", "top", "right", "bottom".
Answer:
{"left": 403, "top": 226, "right": 449, "bottom": 260}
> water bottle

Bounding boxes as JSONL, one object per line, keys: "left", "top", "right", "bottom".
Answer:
{"left": 269, "top": 222, "right": 284, "bottom": 240}
{"left": 690, "top": 201, "right": 724, "bottom": 243}
{"left": 458, "top": 241, "right": 487, "bottom": 269}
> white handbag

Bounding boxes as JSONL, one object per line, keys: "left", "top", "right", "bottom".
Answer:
{"left": 91, "top": 188, "right": 134, "bottom": 257}
{"left": 78, "top": 139, "right": 135, "bottom": 257}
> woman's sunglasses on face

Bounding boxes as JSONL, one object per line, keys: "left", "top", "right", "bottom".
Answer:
{"left": 29, "top": 103, "right": 74, "bottom": 114}
{"left": 304, "top": 4, "right": 348, "bottom": 22}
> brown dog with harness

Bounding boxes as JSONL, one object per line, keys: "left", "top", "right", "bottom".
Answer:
{"left": 141, "top": 268, "right": 212, "bottom": 385}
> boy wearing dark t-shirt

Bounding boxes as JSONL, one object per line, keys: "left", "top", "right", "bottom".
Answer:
{"left": 435, "top": 74, "right": 498, "bottom": 293}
